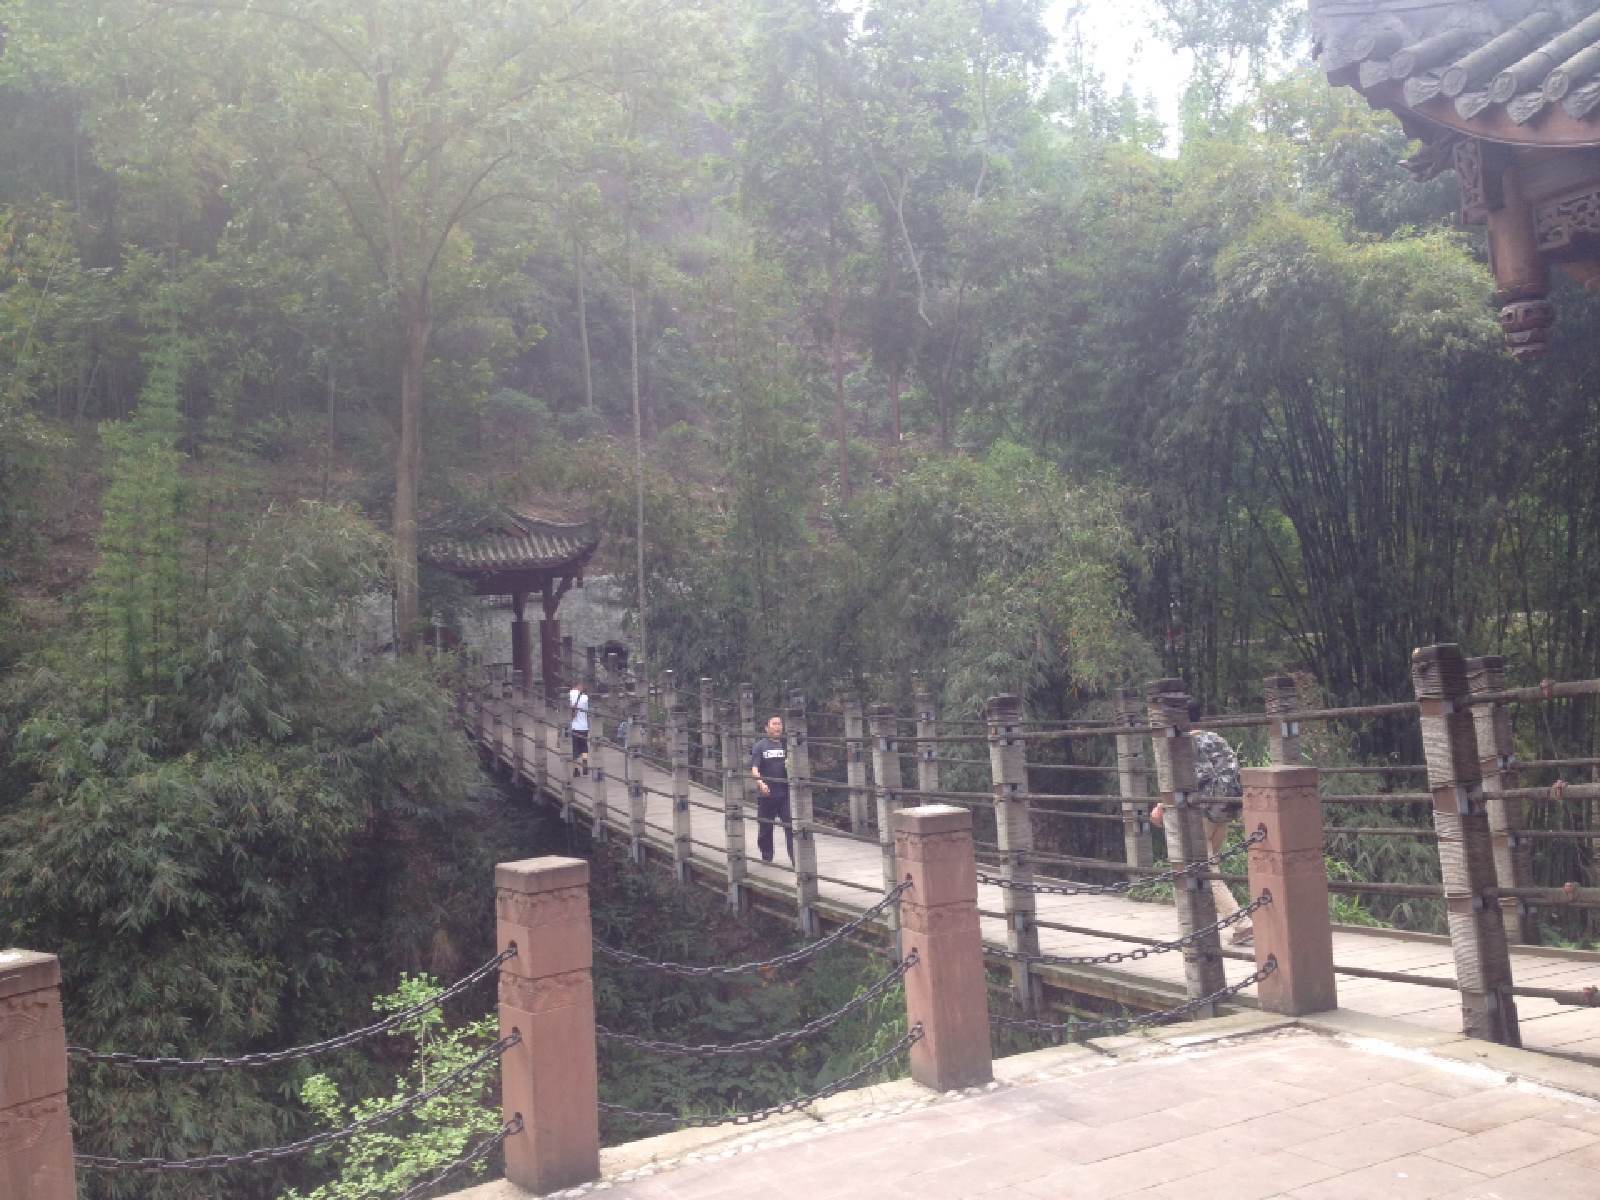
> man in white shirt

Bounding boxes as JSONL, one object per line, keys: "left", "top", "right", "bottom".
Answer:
{"left": 568, "top": 684, "right": 590, "bottom": 777}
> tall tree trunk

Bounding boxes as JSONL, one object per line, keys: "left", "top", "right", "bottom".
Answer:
{"left": 393, "top": 293, "right": 428, "bottom": 652}
{"left": 627, "top": 221, "right": 648, "bottom": 665}
{"left": 575, "top": 235, "right": 594, "bottom": 412}
{"left": 889, "top": 361, "right": 902, "bottom": 448}
{"left": 829, "top": 250, "right": 851, "bottom": 499}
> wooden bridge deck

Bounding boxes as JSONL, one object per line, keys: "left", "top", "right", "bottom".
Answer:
{"left": 477, "top": 700, "right": 1600, "bottom": 1062}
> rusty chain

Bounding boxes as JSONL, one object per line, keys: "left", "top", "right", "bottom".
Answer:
{"left": 594, "top": 878, "right": 912, "bottom": 976}
{"left": 74, "top": 1033, "right": 520, "bottom": 1173}
{"left": 988, "top": 891, "right": 1273, "bottom": 967}
{"left": 990, "top": 956, "right": 1278, "bottom": 1037}
{"left": 69, "top": 948, "right": 516, "bottom": 1072}
{"left": 598, "top": 1024, "right": 924, "bottom": 1128}
{"left": 597, "top": 952, "right": 918, "bottom": 1056}
{"left": 976, "top": 826, "right": 1267, "bottom": 896}
{"left": 374, "top": 1116, "right": 522, "bottom": 1200}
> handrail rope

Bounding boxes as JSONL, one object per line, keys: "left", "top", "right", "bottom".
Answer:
{"left": 598, "top": 1024, "right": 924, "bottom": 1128}
{"left": 991, "top": 958, "right": 1278, "bottom": 1036}
{"left": 593, "top": 879, "right": 912, "bottom": 976}
{"left": 976, "top": 826, "right": 1267, "bottom": 896}
{"left": 988, "top": 892, "right": 1271, "bottom": 967}
{"left": 597, "top": 952, "right": 918, "bottom": 1056}
{"left": 74, "top": 1033, "right": 519, "bottom": 1172}
{"left": 69, "top": 948, "right": 516, "bottom": 1071}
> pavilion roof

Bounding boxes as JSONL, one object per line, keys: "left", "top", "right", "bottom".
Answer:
{"left": 1313, "top": 0, "right": 1600, "bottom": 139}
{"left": 423, "top": 508, "right": 599, "bottom": 581}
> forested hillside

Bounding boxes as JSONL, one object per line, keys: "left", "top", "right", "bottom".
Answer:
{"left": 4, "top": 0, "right": 1600, "bottom": 1194}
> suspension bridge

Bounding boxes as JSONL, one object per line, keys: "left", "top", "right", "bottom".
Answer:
{"left": 12, "top": 643, "right": 1600, "bottom": 1198}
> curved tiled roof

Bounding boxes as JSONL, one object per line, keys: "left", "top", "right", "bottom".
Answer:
{"left": 424, "top": 510, "right": 599, "bottom": 576}
{"left": 1314, "top": 1, "right": 1600, "bottom": 135}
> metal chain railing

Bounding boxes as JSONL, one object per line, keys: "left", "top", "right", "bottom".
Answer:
{"left": 990, "top": 957, "right": 1278, "bottom": 1037}
{"left": 594, "top": 878, "right": 912, "bottom": 977}
{"left": 977, "top": 826, "right": 1267, "bottom": 896}
{"left": 69, "top": 948, "right": 516, "bottom": 1072}
{"left": 988, "top": 892, "right": 1272, "bottom": 968}
{"left": 74, "top": 1033, "right": 520, "bottom": 1173}
{"left": 597, "top": 952, "right": 918, "bottom": 1057}
{"left": 598, "top": 1023, "right": 924, "bottom": 1129}
{"left": 375, "top": 1116, "right": 523, "bottom": 1200}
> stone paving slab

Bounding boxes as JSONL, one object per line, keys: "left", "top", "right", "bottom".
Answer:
{"left": 448, "top": 1013, "right": 1600, "bottom": 1200}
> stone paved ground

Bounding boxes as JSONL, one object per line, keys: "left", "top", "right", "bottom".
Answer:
{"left": 452, "top": 1013, "right": 1600, "bottom": 1200}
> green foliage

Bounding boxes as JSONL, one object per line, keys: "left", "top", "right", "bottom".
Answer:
{"left": 283, "top": 978, "right": 503, "bottom": 1200}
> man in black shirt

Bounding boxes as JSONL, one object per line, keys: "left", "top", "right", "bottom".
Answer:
{"left": 748, "top": 714, "right": 794, "bottom": 865}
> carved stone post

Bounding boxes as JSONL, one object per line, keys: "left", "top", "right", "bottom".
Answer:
{"left": 1243, "top": 767, "right": 1336, "bottom": 1015}
{"left": 1468, "top": 655, "right": 1536, "bottom": 945}
{"left": 844, "top": 697, "right": 871, "bottom": 832}
{"left": 914, "top": 672, "right": 942, "bottom": 795}
{"left": 512, "top": 697, "right": 530, "bottom": 783}
{"left": 987, "top": 694, "right": 1040, "bottom": 1010}
{"left": 497, "top": 859, "right": 599, "bottom": 1194}
{"left": 1412, "top": 644, "right": 1521, "bottom": 1044}
{"left": 870, "top": 705, "right": 905, "bottom": 954}
{"left": 723, "top": 711, "right": 750, "bottom": 914}
{"left": 699, "top": 678, "right": 718, "bottom": 774}
{"left": 664, "top": 671, "right": 692, "bottom": 883}
{"left": 531, "top": 685, "right": 550, "bottom": 797}
{"left": 895, "top": 806, "right": 993, "bottom": 1090}
{"left": 789, "top": 693, "right": 821, "bottom": 935}
{"left": 0, "top": 950, "right": 75, "bottom": 1200}
{"left": 1114, "top": 688, "right": 1154, "bottom": 871}
{"left": 1264, "top": 674, "right": 1302, "bottom": 766}
{"left": 1146, "top": 679, "right": 1226, "bottom": 1010}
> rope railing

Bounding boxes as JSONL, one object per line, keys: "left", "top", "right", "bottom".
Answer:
{"left": 599, "top": 1023, "right": 924, "bottom": 1129}
{"left": 991, "top": 958, "right": 1278, "bottom": 1037}
{"left": 69, "top": 948, "right": 516, "bottom": 1071}
{"left": 976, "top": 827, "right": 1267, "bottom": 896}
{"left": 989, "top": 892, "right": 1271, "bottom": 968}
{"left": 597, "top": 952, "right": 918, "bottom": 1056}
{"left": 75, "top": 1033, "right": 520, "bottom": 1173}
{"left": 593, "top": 879, "right": 912, "bottom": 977}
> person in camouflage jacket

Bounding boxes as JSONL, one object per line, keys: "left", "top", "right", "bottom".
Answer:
{"left": 1150, "top": 713, "right": 1253, "bottom": 945}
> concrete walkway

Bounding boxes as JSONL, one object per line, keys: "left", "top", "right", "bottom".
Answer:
{"left": 452, "top": 1011, "right": 1600, "bottom": 1200}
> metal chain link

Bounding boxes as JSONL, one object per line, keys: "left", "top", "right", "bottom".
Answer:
{"left": 74, "top": 1033, "right": 520, "bottom": 1173}
{"left": 990, "top": 956, "right": 1279, "bottom": 1037}
{"left": 977, "top": 826, "right": 1267, "bottom": 896}
{"left": 594, "top": 878, "right": 912, "bottom": 976}
{"left": 598, "top": 951, "right": 918, "bottom": 1056}
{"left": 70, "top": 948, "right": 516, "bottom": 1072}
{"left": 599, "top": 1023, "right": 924, "bottom": 1129}
{"left": 374, "top": 1116, "right": 522, "bottom": 1200}
{"left": 989, "top": 891, "right": 1273, "bottom": 967}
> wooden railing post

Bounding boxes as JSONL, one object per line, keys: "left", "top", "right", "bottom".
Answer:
{"left": 699, "top": 677, "right": 718, "bottom": 774}
{"left": 789, "top": 693, "right": 821, "bottom": 935}
{"left": 987, "top": 693, "right": 1041, "bottom": 1010}
{"left": 513, "top": 692, "right": 531, "bottom": 783}
{"left": 1264, "top": 674, "right": 1302, "bottom": 765}
{"left": 626, "top": 669, "right": 647, "bottom": 864}
{"left": 497, "top": 858, "right": 599, "bottom": 1193}
{"left": 1243, "top": 767, "right": 1336, "bottom": 1015}
{"left": 894, "top": 806, "right": 993, "bottom": 1090}
{"left": 664, "top": 671, "right": 692, "bottom": 883}
{"left": 1146, "top": 679, "right": 1227, "bottom": 1011}
{"left": 0, "top": 950, "right": 75, "bottom": 1200}
{"left": 723, "top": 705, "right": 750, "bottom": 914}
{"left": 1468, "top": 655, "right": 1536, "bottom": 945}
{"left": 870, "top": 705, "right": 905, "bottom": 954}
{"left": 1114, "top": 688, "right": 1154, "bottom": 871}
{"left": 584, "top": 645, "right": 598, "bottom": 691}
{"left": 914, "top": 672, "right": 942, "bottom": 795}
{"left": 1412, "top": 643, "right": 1521, "bottom": 1044}
{"left": 531, "top": 684, "right": 550, "bottom": 796}
{"left": 844, "top": 697, "right": 871, "bottom": 832}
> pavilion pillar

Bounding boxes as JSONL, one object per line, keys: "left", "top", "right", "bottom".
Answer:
{"left": 540, "top": 619, "right": 561, "bottom": 702}
{"left": 510, "top": 592, "right": 534, "bottom": 694}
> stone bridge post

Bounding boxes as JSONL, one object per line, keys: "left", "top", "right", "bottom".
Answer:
{"left": 789, "top": 693, "right": 821, "bottom": 936}
{"left": 844, "top": 697, "right": 871, "bottom": 832}
{"left": 870, "top": 704, "right": 905, "bottom": 956}
{"left": 497, "top": 857, "right": 600, "bottom": 1194}
{"left": 1243, "top": 767, "right": 1337, "bottom": 1015}
{"left": 1467, "top": 655, "right": 1536, "bottom": 945}
{"left": 1115, "top": 688, "right": 1154, "bottom": 872}
{"left": 987, "top": 693, "right": 1041, "bottom": 1011}
{"left": 895, "top": 806, "right": 992, "bottom": 1090}
{"left": 0, "top": 950, "right": 76, "bottom": 1200}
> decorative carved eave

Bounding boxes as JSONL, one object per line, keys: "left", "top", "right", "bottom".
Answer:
{"left": 1310, "top": 0, "right": 1600, "bottom": 357}
{"left": 423, "top": 508, "right": 600, "bottom": 598}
